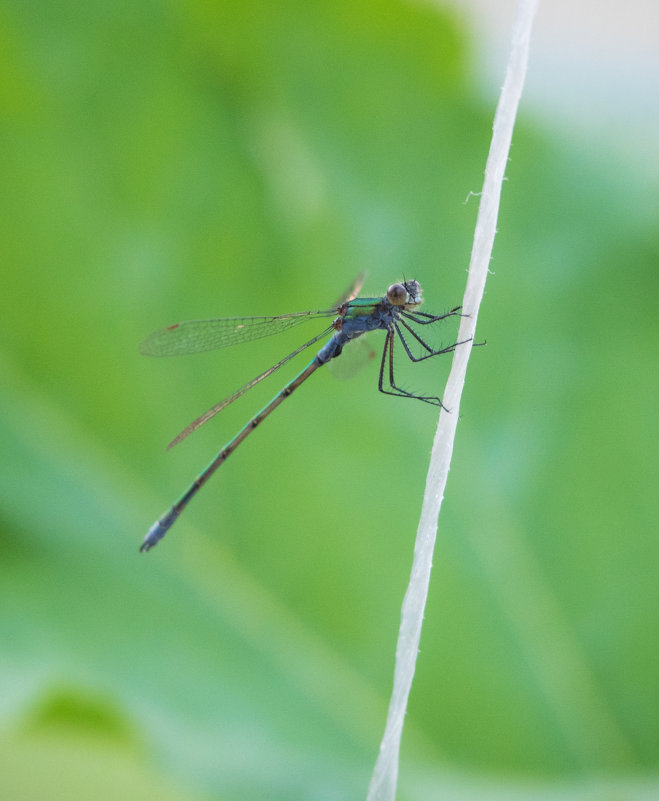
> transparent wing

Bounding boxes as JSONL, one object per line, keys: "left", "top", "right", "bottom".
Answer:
{"left": 139, "top": 310, "right": 336, "bottom": 357}
{"left": 140, "top": 274, "right": 367, "bottom": 357}
{"left": 167, "top": 325, "right": 334, "bottom": 448}
{"left": 333, "top": 271, "right": 368, "bottom": 307}
{"left": 328, "top": 334, "right": 377, "bottom": 380}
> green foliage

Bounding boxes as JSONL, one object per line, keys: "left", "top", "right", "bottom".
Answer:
{"left": 1, "top": 1, "right": 657, "bottom": 799}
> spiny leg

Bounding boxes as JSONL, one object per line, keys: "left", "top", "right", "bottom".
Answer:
{"left": 397, "top": 318, "right": 437, "bottom": 355}
{"left": 377, "top": 327, "right": 448, "bottom": 408}
{"left": 399, "top": 306, "right": 463, "bottom": 325}
{"left": 395, "top": 319, "right": 472, "bottom": 364}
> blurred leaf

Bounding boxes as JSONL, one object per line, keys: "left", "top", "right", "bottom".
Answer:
{"left": 0, "top": 732, "right": 199, "bottom": 801}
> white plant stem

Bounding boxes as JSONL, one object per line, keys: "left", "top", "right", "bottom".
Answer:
{"left": 366, "top": 1, "right": 539, "bottom": 798}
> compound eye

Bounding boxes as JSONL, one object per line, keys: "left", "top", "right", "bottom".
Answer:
{"left": 387, "top": 283, "right": 408, "bottom": 305}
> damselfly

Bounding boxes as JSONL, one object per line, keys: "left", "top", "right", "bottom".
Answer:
{"left": 140, "top": 275, "right": 467, "bottom": 552}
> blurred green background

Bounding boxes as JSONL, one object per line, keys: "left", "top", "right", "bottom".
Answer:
{"left": 1, "top": 1, "right": 657, "bottom": 799}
